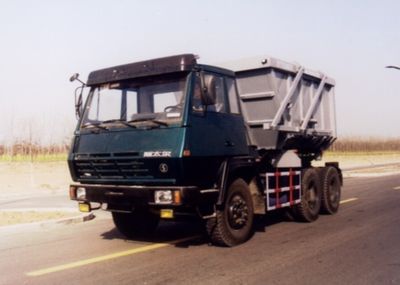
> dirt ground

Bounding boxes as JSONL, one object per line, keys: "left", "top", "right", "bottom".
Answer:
{"left": 314, "top": 152, "right": 400, "bottom": 169}
{"left": 313, "top": 152, "right": 400, "bottom": 177}
{"left": 0, "top": 161, "right": 72, "bottom": 197}
{"left": 0, "top": 162, "right": 74, "bottom": 226}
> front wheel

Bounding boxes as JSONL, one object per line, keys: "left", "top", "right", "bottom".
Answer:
{"left": 206, "top": 178, "right": 254, "bottom": 247}
{"left": 112, "top": 211, "right": 159, "bottom": 239}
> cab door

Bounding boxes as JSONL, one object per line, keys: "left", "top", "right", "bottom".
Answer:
{"left": 187, "top": 72, "right": 248, "bottom": 157}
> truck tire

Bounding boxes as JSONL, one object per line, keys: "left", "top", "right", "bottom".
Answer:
{"left": 320, "top": 166, "right": 341, "bottom": 214}
{"left": 112, "top": 211, "right": 159, "bottom": 239}
{"left": 206, "top": 178, "right": 254, "bottom": 247}
{"left": 293, "top": 168, "right": 321, "bottom": 222}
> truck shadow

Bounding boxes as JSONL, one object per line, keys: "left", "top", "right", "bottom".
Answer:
{"left": 100, "top": 220, "right": 207, "bottom": 247}
{"left": 254, "top": 209, "right": 295, "bottom": 232}
{"left": 100, "top": 210, "right": 293, "bottom": 247}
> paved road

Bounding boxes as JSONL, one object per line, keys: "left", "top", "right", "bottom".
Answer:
{"left": 1, "top": 174, "right": 400, "bottom": 285}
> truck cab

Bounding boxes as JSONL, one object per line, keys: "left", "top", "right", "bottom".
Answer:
{"left": 69, "top": 54, "right": 256, "bottom": 242}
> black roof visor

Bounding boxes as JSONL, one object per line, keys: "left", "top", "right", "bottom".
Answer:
{"left": 87, "top": 54, "right": 197, "bottom": 86}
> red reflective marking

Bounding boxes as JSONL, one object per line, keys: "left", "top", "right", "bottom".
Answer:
{"left": 289, "top": 168, "right": 294, "bottom": 205}
{"left": 275, "top": 170, "right": 281, "bottom": 208}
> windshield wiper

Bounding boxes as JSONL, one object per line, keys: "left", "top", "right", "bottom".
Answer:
{"left": 150, "top": 119, "right": 168, "bottom": 127}
{"left": 101, "top": 119, "right": 137, "bottom": 129}
{"left": 127, "top": 118, "right": 168, "bottom": 127}
{"left": 127, "top": 115, "right": 155, "bottom": 124}
{"left": 82, "top": 122, "right": 108, "bottom": 130}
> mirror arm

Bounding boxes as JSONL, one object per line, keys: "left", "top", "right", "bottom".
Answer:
{"left": 74, "top": 85, "right": 84, "bottom": 119}
{"left": 70, "top": 73, "right": 87, "bottom": 119}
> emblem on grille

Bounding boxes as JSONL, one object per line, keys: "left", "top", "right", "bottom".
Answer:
{"left": 159, "top": 163, "right": 169, "bottom": 173}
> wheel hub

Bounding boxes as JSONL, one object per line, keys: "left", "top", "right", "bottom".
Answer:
{"left": 307, "top": 183, "right": 318, "bottom": 210}
{"left": 329, "top": 179, "right": 339, "bottom": 203}
{"left": 228, "top": 195, "right": 249, "bottom": 230}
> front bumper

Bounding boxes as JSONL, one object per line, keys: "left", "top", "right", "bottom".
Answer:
{"left": 69, "top": 184, "right": 219, "bottom": 211}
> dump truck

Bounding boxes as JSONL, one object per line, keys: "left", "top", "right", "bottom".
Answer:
{"left": 68, "top": 54, "right": 341, "bottom": 246}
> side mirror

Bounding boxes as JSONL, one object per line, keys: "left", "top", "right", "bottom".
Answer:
{"left": 200, "top": 73, "right": 217, "bottom": 106}
{"left": 70, "top": 73, "right": 80, "bottom": 82}
{"left": 69, "top": 73, "right": 86, "bottom": 85}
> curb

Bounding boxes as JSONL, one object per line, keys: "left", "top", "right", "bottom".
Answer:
{"left": 341, "top": 162, "right": 400, "bottom": 171}
{"left": 342, "top": 163, "right": 400, "bottom": 178}
{"left": 0, "top": 211, "right": 95, "bottom": 233}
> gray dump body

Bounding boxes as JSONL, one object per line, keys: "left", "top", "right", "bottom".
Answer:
{"left": 223, "top": 57, "right": 336, "bottom": 152}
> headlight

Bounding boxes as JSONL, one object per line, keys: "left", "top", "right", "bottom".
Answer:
{"left": 154, "top": 190, "right": 173, "bottom": 204}
{"left": 76, "top": 187, "right": 86, "bottom": 200}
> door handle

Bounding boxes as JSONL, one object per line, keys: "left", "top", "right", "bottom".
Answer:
{"left": 225, "top": 140, "right": 235, "bottom": 147}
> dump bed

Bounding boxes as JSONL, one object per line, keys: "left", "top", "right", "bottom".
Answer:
{"left": 222, "top": 57, "right": 336, "bottom": 153}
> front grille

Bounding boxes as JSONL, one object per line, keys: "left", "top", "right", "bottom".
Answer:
{"left": 73, "top": 153, "right": 153, "bottom": 180}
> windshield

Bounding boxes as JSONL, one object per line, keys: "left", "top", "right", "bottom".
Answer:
{"left": 81, "top": 73, "right": 188, "bottom": 129}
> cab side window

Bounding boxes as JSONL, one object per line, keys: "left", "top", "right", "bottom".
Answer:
{"left": 204, "top": 73, "right": 226, "bottom": 113}
{"left": 192, "top": 73, "right": 229, "bottom": 114}
{"left": 226, "top": 77, "right": 240, "bottom": 114}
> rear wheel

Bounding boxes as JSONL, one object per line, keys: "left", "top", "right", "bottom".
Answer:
{"left": 293, "top": 168, "right": 321, "bottom": 222}
{"left": 320, "top": 166, "right": 341, "bottom": 214}
{"left": 112, "top": 211, "right": 159, "bottom": 239}
{"left": 206, "top": 178, "right": 254, "bottom": 247}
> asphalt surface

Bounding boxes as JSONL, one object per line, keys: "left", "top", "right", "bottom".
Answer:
{"left": 1, "top": 173, "right": 400, "bottom": 285}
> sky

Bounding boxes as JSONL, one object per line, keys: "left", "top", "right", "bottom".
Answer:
{"left": 0, "top": 0, "right": 399, "bottom": 145}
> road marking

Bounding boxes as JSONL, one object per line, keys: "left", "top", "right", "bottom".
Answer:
{"left": 340, "top": 198, "right": 358, "bottom": 204}
{"left": 26, "top": 235, "right": 199, "bottom": 277}
{"left": 27, "top": 197, "right": 361, "bottom": 277}
{"left": 394, "top": 186, "right": 400, "bottom": 190}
